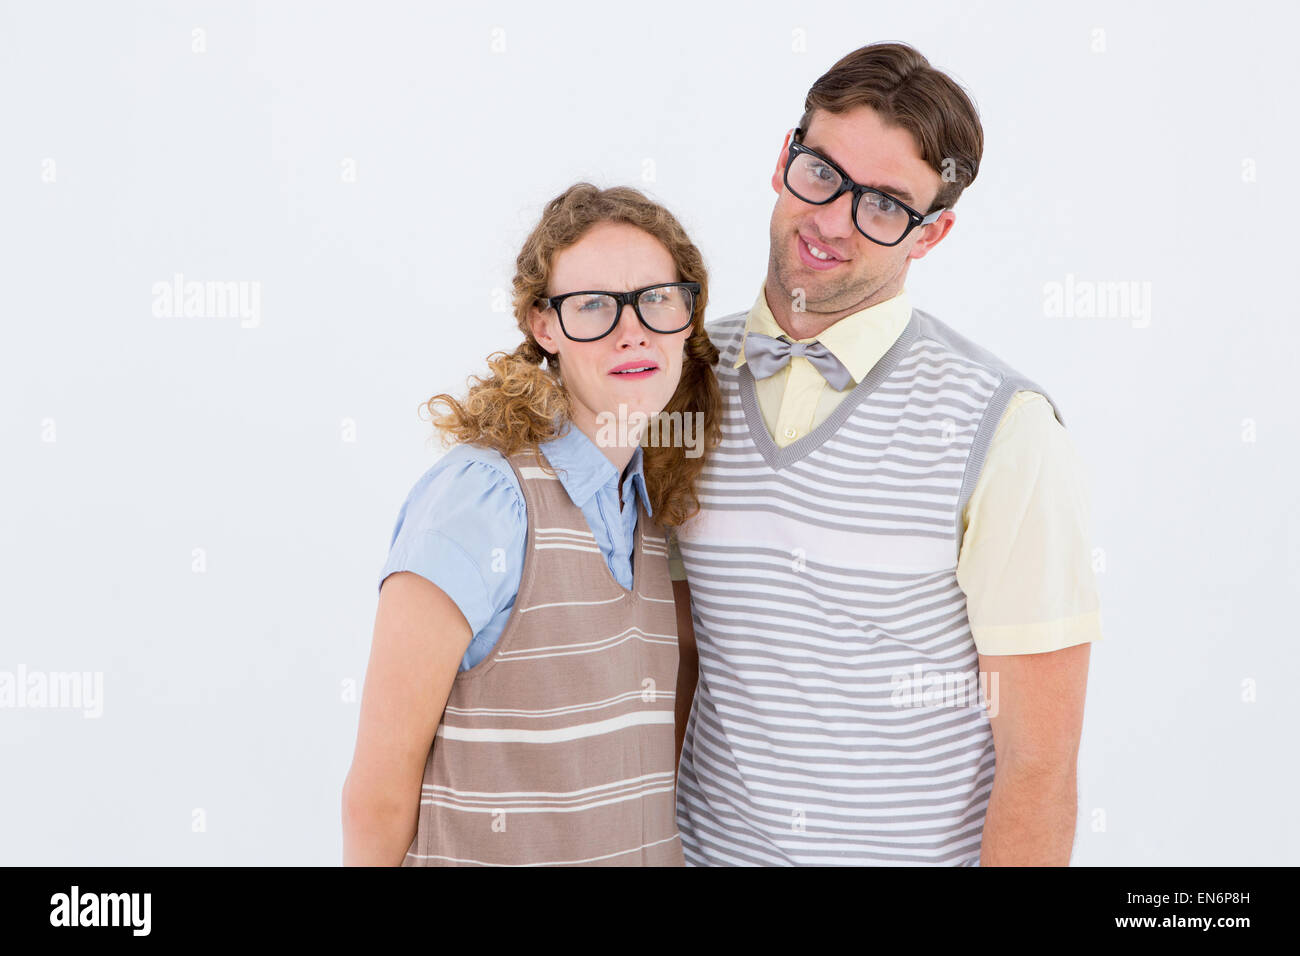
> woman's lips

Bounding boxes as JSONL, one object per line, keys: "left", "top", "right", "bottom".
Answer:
{"left": 609, "top": 365, "right": 658, "bottom": 380}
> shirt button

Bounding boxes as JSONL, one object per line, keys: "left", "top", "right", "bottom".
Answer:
{"left": 783, "top": 427, "right": 797, "bottom": 440}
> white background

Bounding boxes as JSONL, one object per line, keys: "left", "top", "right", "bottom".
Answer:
{"left": 2, "top": 0, "right": 1296, "bottom": 865}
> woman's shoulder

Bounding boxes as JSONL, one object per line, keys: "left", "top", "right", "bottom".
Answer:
{"left": 396, "top": 443, "right": 527, "bottom": 536}
{"left": 381, "top": 443, "right": 531, "bottom": 635}
{"left": 438, "top": 442, "right": 525, "bottom": 492}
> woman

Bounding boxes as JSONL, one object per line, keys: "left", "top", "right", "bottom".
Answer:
{"left": 341, "top": 183, "right": 720, "bottom": 866}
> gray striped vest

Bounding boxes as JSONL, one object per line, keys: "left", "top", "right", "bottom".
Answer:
{"left": 675, "top": 308, "right": 1062, "bottom": 866}
{"left": 403, "top": 447, "right": 684, "bottom": 866}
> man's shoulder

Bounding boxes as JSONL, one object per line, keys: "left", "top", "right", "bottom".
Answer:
{"left": 908, "top": 306, "right": 1064, "bottom": 428}
{"left": 701, "top": 310, "right": 749, "bottom": 361}
{"left": 910, "top": 307, "right": 1025, "bottom": 378}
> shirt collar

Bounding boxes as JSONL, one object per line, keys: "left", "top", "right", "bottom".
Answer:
{"left": 734, "top": 280, "right": 912, "bottom": 386}
{"left": 538, "top": 420, "right": 654, "bottom": 520}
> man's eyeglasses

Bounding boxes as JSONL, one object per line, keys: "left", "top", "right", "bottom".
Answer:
{"left": 538, "top": 282, "right": 700, "bottom": 342}
{"left": 784, "top": 129, "right": 944, "bottom": 247}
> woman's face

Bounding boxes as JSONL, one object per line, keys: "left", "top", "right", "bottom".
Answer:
{"left": 529, "top": 221, "right": 692, "bottom": 446}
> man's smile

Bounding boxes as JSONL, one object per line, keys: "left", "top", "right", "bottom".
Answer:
{"left": 796, "top": 232, "right": 848, "bottom": 270}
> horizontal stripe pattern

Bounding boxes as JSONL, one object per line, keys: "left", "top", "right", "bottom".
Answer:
{"left": 405, "top": 832, "right": 682, "bottom": 867}
{"left": 676, "top": 308, "right": 1052, "bottom": 866}
{"left": 420, "top": 770, "right": 677, "bottom": 813}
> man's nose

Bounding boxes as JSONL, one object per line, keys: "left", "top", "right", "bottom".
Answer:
{"left": 813, "top": 191, "right": 856, "bottom": 239}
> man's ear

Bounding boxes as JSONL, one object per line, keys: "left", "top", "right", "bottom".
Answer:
{"left": 907, "top": 210, "right": 957, "bottom": 262}
{"left": 770, "top": 128, "right": 795, "bottom": 195}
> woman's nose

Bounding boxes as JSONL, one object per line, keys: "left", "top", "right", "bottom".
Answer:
{"left": 613, "top": 303, "right": 649, "bottom": 346}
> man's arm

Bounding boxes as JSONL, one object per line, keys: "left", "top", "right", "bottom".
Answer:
{"left": 977, "top": 643, "right": 1090, "bottom": 865}
{"left": 958, "top": 390, "right": 1101, "bottom": 864}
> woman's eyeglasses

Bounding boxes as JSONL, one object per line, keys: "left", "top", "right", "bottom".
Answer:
{"left": 539, "top": 282, "right": 700, "bottom": 342}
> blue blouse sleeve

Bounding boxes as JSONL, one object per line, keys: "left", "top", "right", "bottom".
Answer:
{"left": 379, "top": 446, "right": 527, "bottom": 640}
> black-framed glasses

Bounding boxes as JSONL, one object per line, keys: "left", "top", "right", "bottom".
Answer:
{"left": 784, "top": 129, "right": 944, "bottom": 246}
{"left": 539, "top": 282, "right": 700, "bottom": 342}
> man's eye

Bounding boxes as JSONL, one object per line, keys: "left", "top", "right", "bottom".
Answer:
{"left": 809, "top": 162, "right": 836, "bottom": 182}
{"left": 867, "top": 194, "right": 898, "bottom": 214}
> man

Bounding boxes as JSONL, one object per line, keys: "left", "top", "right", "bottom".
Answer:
{"left": 669, "top": 42, "right": 1102, "bottom": 866}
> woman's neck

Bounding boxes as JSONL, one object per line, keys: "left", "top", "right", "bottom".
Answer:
{"left": 568, "top": 408, "right": 639, "bottom": 475}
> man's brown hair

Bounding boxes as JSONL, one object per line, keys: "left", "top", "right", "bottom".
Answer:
{"left": 798, "top": 42, "right": 983, "bottom": 212}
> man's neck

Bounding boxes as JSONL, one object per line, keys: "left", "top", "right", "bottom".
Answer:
{"left": 764, "top": 273, "right": 905, "bottom": 341}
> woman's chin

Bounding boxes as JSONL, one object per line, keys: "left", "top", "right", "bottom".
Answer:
{"left": 590, "top": 396, "right": 674, "bottom": 443}
{"left": 596, "top": 388, "right": 671, "bottom": 419}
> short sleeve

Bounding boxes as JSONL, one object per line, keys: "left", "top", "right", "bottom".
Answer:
{"left": 379, "top": 448, "right": 526, "bottom": 640}
{"left": 667, "top": 526, "right": 687, "bottom": 582}
{"left": 957, "top": 391, "right": 1103, "bottom": 655}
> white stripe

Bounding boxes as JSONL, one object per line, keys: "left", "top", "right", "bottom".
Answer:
{"left": 404, "top": 832, "right": 680, "bottom": 866}
{"left": 420, "top": 784, "right": 675, "bottom": 815}
{"left": 496, "top": 626, "right": 676, "bottom": 660}
{"left": 535, "top": 533, "right": 598, "bottom": 544}
{"left": 518, "top": 595, "right": 625, "bottom": 614}
{"left": 497, "top": 636, "right": 676, "bottom": 664}
{"left": 536, "top": 526, "right": 596, "bottom": 539}
{"left": 444, "top": 689, "right": 673, "bottom": 718}
{"left": 423, "top": 776, "right": 674, "bottom": 809}
{"left": 423, "top": 771, "right": 675, "bottom": 800}
{"left": 679, "top": 507, "right": 955, "bottom": 572}
{"left": 436, "top": 708, "right": 673, "bottom": 743}
{"left": 518, "top": 467, "right": 559, "bottom": 480}
{"left": 535, "top": 542, "right": 602, "bottom": 554}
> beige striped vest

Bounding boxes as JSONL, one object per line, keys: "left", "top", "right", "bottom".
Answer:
{"left": 402, "top": 447, "right": 684, "bottom": 866}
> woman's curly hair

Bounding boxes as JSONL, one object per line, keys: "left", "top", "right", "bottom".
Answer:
{"left": 424, "top": 182, "right": 721, "bottom": 528}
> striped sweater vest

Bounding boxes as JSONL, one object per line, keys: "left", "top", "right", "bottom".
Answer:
{"left": 675, "top": 308, "right": 1063, "bottom": 866}
{"left": 402, "top": 447, "right": 684, "bottom": 866}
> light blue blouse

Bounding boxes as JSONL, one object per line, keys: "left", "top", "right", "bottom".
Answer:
{"left": 379, "top": 422, "right": 654, "bottom": 671}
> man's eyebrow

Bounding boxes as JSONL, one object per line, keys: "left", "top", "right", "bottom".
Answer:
{"left": 805, "top": 140, "right": 917, "bottom": 205}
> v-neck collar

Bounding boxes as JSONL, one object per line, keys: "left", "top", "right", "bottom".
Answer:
{"left": 737, "top": 309, "right": 920, "bottom": 471}
{"left": 534, "top": 444, "right": 651, "bottom": 602}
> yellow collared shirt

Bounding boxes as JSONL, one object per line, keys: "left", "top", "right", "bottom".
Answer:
{"left": 668, "top": 283, "right": 1103, "bottom": 656}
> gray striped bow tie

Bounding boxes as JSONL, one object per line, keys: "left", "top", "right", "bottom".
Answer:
{"left": 743, "top": 332, "right": 854, "bottom": 391}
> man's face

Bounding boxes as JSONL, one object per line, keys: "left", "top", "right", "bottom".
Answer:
{"left": 768, "top": 104, "right": 952, "bottom": 316}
